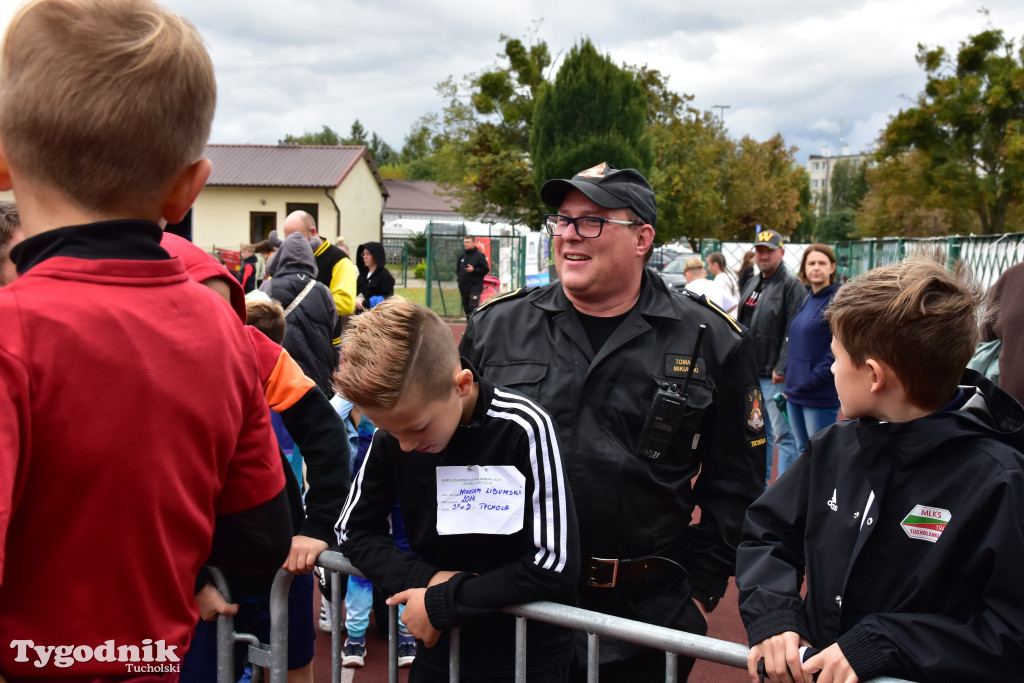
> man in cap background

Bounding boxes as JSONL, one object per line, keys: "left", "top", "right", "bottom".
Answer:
{"left": 459, "top": 162, "right": 765, "bottom": 681}
{"left": 737, "top": 228, "right": 808, "bottom": 486}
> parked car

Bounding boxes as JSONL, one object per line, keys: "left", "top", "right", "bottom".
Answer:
{"left": 647, "top": 248, "right": 679, "bottom": 271}
{"left": 655, "top": 253, "right": 700, "bottom": 288}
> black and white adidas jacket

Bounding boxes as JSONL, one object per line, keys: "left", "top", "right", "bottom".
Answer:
{"left": 336, "top": 370, "right": 579, "bottom": 676}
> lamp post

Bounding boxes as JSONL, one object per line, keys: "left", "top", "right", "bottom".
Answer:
{"left": 712, "top": 104, "right": 730, "bottom": 124}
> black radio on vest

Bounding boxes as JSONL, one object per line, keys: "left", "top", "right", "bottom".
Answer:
{"left": 637, "top": 324, "right": 707, "bottom": 459}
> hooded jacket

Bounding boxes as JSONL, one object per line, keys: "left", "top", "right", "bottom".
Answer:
{"left": 260, "top": 233, "right": 339, "bottom": 395}
{"left": 457, "top": 244, "right": 489, "bottom": 291}
{"left": 737, "top": 370, "right": 1024, "bottom": 683}
{"left": 355, "top": 241, "right": 395, "bottom": 307}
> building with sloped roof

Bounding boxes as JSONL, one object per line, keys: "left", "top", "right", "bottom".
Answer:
{"left": 183, "top": 144, "right": 388, "bottom": 251}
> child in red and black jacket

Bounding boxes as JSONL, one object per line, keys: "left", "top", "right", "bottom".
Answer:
{"left": 162, "top": 233, "right": 350, "bottom": 682}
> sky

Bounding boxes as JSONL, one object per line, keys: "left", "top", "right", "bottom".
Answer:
{"left": 1, "top": 0, "right": 1023, "bottom": 167}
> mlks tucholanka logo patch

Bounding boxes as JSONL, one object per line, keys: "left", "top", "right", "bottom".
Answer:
{"left": 900, "top": 504, "right": 951, "bottom": 543}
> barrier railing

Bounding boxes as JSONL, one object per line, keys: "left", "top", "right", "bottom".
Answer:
{"left": 212, "top": 551, "right": 914, "bottom": 683}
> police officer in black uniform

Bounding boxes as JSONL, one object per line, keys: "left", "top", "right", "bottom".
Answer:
{"left": 459, "top": 162, "right": 766, "bottom": 682}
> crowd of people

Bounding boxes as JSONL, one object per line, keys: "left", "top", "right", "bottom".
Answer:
{"left": 0, "top": 2, "right": 1023, "bottom": 683}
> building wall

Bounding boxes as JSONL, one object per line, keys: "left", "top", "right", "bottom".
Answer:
{"left": 191, "top": 186, "right": 322, "bottom": 250}
{"left": 807, "top": 152, "right": 870, "bottom": 210}
{"left": 332, "top": 160, "right": 384, "bottom": 246}
{"left": 190, "top": 159, "right": 385, "bottom": 251}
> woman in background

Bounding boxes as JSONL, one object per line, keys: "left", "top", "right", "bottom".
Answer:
{"left": 781, "top": 244, "right": 841, "bottom": 474}
{"left": 736, "top": 250, "right": 756, "bottom": 292}
{"left": 355, "top": 241, "right": 395, "bottom": 311}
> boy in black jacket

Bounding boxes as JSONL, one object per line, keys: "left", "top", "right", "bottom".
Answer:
{"left": 334, "top": 297, "right": 579, "bottom": 682}
{"left": 736, "top": 258, "right": 1024, "bottom": 683}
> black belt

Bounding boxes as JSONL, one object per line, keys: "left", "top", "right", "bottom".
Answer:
{"left": 585, "top": 555, "right": 685, "bottom": 588}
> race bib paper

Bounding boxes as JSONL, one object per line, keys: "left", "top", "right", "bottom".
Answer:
{"left": 436, "top": 465, "right": 525, "bottom": 536}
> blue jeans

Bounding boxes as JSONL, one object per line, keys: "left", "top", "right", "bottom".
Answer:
{"left": 344, "top": 570, "right": 408, "bottom": 637}
{"left": 759, "top": 377, "right": 797, "bottom": 487}
{"left": 786, "top": 402, "right": 838, "bottom": 474}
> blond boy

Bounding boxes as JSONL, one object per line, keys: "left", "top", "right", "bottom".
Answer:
{"left": 737, "top": 258, "right": 1024, "bottom": 683}
{"left": 0, "top": 0, "right": 290, "bottom": 678}
{"left": 334, "top": 297, "right": 579, "bottom": 681}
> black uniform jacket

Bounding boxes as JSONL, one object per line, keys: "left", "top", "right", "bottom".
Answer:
{"left": 737, "top": 370, "right": 1024, "bottom": 683}
{"left": 459, "top": 270, "right": 766, "bottom": 603}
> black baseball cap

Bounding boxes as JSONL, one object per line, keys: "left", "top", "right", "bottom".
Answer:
{"left": 540, "top": 162, "right": 657, "bottom": 231}
{"left": 754, "top": 228, "right": 784, "bottom": 250}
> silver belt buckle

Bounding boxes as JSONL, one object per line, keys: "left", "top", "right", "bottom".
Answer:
{"left": 587, "top": 557, "right": 619, "bottom": 588}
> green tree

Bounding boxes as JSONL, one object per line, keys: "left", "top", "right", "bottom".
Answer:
{"left": 725, "top": 135, "right": 805, "bottom": 239}
{"left": 793, "top": 171, "right": 819, "bottom": 242}
{"left": 856, "top": 150, "right": 977, "bottom": 237}
{"left": 399, "top": 120, "right": 442, "bottom": 180}
{"left": 531, "top": 39, "right": 653, "bottom": 195}
{"left": 879, "top": 26, "right": 1024, "bottom": 234}
{"left": 278, "top": 124, "right": 342, "bottom": 146}
{"left": 368, "top": 132, "right": 397, "bottom": 167}
{"left": 344, "top": 120, "right": 368, "bottom": 146}
{"left": 817, "top": 208, "right": 858, "bottom": 242}
{"left": 279, "top": 121, "right": 397, "bottom": 169}
{"left": 429, "top": 32, "right": 552, "bottom": 228}
{"left": 829, "top": 159, "right": 869, "bottom": 213}
{"left": 628, "top": 67, "right": 734, "bottom": 242}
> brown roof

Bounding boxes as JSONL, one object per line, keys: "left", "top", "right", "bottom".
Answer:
{"left": 382, "top": 179, "right": 460, "bottom": 215}
{"left": 204, "top": 144, "right": 387, "bottom": 195}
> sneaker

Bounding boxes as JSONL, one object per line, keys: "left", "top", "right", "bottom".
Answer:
{"left": 342, "top": 636, "right": 366, "bottom": 668}
{"left": 397, "top": 633, "right": 416, "bottom": 668}
{"left": 318, "top": 598, "right": 332, "bottom": 633}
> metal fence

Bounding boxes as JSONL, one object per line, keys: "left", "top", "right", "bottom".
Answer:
{"left": 702, "top": 232, "right": 1024, "bottom": 292}
{"left": 384, "top": 224, "right": 527, "bottom": 318}
{"left": 212, "top": 551, "right": 915, "bottom": 683}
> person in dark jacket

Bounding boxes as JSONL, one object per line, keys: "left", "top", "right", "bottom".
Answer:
{"left": 737, "top": 258, "right": 1024, "bottom": 683}
{"left": 736, "top": 249, "right": 755, "bottom": 292}
{"left": 460, "top": 162, "right": 765, "bottom": 682}
{"left": 335, "top": 297, "right": 578, "bottom": 682}
{"left": 456, "top": 235, "right": 489, "bottom": 316}
{"left": 781, "top": 244, "right": 841, "bottom": 472}
{"left": 162, "top": 233, "right": 350, "bottom": 683}
{"left": 237, "top": 242, "right": 258, "bottom": 293}
{"left": 738, "top": 229, "right": 808, "bottom": 486}
{"left": 981, "top": 261, "right": 1024, "bottom": 404}
{"left": 281, "top": 210, "right": 358, "bottom": 320}
{"left": 355, "top": 241, "right": 395, "bottom": 311}
{"left": 260, "top": 232, "right": 340, "bottom": 396}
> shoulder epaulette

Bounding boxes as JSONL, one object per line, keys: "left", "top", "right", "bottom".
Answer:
{"left": 475, "top": 286, "right": 532, "bottom": 313}
{"left": 681, "top": 289, "right": 743, "bottom": 334}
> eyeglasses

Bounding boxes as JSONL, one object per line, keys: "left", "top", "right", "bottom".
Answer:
{"left": 542, "top": 214, "right": 639, "bottom": 239}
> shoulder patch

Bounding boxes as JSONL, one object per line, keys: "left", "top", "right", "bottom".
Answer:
{"left": 475, "top": 286, "right": 532, "bottom": 313}
{"left": 681, "top": 290, "right": 743, "bottom": 334}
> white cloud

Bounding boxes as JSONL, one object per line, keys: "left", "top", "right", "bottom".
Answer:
{"left": 0, "top": 0, "right": 1021, "bottom": 165}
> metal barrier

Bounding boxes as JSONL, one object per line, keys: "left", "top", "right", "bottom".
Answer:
{"left": 703, "top": 233, "right": 1024, "bottom": 291}
{"left": 212, "top": 551, "right": 914, "bottom": 683}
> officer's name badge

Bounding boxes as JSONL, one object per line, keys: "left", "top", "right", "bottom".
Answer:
{"left": 665, "top": 354, "right": 705, "bottom": 378}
